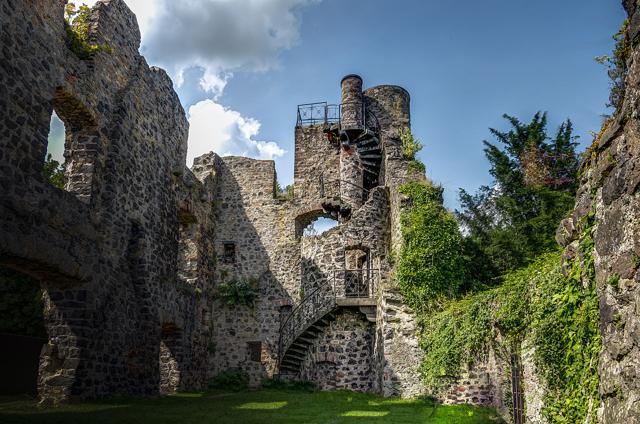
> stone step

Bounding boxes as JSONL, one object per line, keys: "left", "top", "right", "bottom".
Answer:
{"left": 357, "top": 145, "right": 381, "bottom": 153}
{"left": 360, "top": 153, "right": 382, "bottom": 160}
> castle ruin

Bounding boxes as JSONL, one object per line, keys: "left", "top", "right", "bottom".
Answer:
{"left": 2, "top": 1, "right": 640, "bottom": 423}
{"left": 0, "top": 0, "right": 425, "bottom": 404}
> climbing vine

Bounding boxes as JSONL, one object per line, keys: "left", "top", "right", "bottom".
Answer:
{"left": 396, "top": 181, "right": 466, "bottom": 313}
{"left": 417, "top": 213, "right": 601, "bottom": 423}
{"left": 400, "top": 127, "right": 426, "bottom": 175}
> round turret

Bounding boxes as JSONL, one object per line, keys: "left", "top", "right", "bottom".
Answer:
{"left": 340, "top": 74, "right": 364, "bottom": 130}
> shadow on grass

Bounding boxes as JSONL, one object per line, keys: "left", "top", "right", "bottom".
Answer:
{"left": 0, "top": 389, "right": 503, "bottom": 424}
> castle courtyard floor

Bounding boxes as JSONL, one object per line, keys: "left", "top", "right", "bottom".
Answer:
{"left": 0, "top": 388, "right": 502, "bottom": 423}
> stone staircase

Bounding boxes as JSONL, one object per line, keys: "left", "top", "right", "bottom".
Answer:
{"left": 278, "top": 270, "right": 377, "bottom": 375}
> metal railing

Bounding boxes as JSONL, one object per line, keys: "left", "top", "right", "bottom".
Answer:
{"left": 278, "top": 269, "right": 379, "bottom": 369}
{"left": 296, "top": 102, "right": 379, "bottom": 132}
{"left": 319, "top": 175, "right": 370, "bottom": 203}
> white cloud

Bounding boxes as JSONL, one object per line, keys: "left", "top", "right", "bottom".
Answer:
{"left": 85, "top": 0, "right": 306, "bottom": 165}
{"left": 86, "top": 0, "right": 317, "bottom": 97}
{"left": 143, "top": 0, "right": 317, "bottom": 95}
{"left": 186, "top": 100, "right": 285, "bottom": 166}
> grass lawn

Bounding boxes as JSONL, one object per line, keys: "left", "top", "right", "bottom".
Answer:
{"left": 0, "top": 388, "right": 503, "bottom": 424}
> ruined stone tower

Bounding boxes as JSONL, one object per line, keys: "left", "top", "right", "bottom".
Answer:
{"left": 205, "top": 74, "right": 424, "bottom": 396}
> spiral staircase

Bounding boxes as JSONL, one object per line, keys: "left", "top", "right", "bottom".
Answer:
{"left": 278, "top": 270, "right": 378, "bottom": 375}
{"left": 280, "top": 101, "right": 382, "bottom": 376}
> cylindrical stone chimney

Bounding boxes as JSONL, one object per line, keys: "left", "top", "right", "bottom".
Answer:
{"left": 340, "top": 74, "right": 364, "bottom": 131}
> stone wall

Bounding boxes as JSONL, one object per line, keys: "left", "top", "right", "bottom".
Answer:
{"left": 364, "top": 85, "right": 426, "bottom": 398}
{"left": 208, "top": 155, "right": 296, "bottom": 386}
{"left": 300, "top": 309, "right": 374, "bottom": 392}
{"left": 556, "top": 3, "right": 640, "bottom": 421}
{"left": 1, "top": 0, "right": 435, "bottom": 402}
{"left": 0, "top": 0, "right": 213, "bottom": 403}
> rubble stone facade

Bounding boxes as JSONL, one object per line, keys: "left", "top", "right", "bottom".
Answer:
{"left": 0, "top": 0, "right": 425, "bottom": 404}
{"left": 4, "top": 2, "right": 640, "bottom": 423}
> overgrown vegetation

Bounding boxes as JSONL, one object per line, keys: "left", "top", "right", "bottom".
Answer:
{"left": 396, "top": 181, "right": 467, "bottom": 312}
{"left": 275, "top": 182, "right": 294, "bottom": 201}
{"left": 42, "top": 153, "right": 66, "bottom": 189}
{"left": 418, "top": 243, "right": 600, "bottom": 422}
{"left": 217, "top": 279, "right": 258, "bottom": 307}
{"left": 400, "top": 127, "right": 426, "bottom": 176}
{"left": 596, "top": 19, "right": 631, "bottom": 112}
{"left": 456, "top": 112, "right": 579, "bottom": 285}
{"left": 396, "top": 108, "right": 599, "bottom": 422}
{"left": 64, "top": 3, "right": 112, "bottom": 60}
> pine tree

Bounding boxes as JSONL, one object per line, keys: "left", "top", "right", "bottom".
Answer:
{"left": 457, "top": 112, "right": 579, "bottom": 285}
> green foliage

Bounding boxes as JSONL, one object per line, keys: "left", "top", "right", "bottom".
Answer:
{"left": 457, "top": 112, "right": 579, "bottom": 285}
{"left": 275, "top": 182, "right": 294, "bottom": 201}
{"left": 217, "top": 279, "right": 258, "bottom": 307}
{"left": 400, "top": 127, "right": 423, "bottom": 160}
{"left": 0, "top": 268, "right": 46, "bottom": 338}
{"left": 408, "top": 159, "right": 426, "bottom": 175}
{"left": 397, "top": 181, "right": 466, "bottom": 312}
{"left": 64, "top": 3, "right": 113, "bottom": 60}
{"left": 419, "top": 234, "right": 601, "bottom": 423}
{"left": 418, "top": 254, "right": 548, "bottom": 390}
{"left": 208, "top": 369, "right": 248, "bottom": 391}
{"left": 530, "top": 211, "right": 600, "bottom": 423}
{"left": 178, "top": 210, "right": 198, "bottom": 226}
{"left": 596, "top": 19, "right": 631, "bottom": 112}
{"left": 42, "top": 153, "right": 67, "bottom": 189}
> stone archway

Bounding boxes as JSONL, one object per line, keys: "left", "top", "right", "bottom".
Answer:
{"left": 159, "top": 323, "right": 183, "bottom": 395}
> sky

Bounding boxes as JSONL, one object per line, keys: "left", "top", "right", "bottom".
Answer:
{"left": 48, "top": 0, "right": 626, "bottom": 209}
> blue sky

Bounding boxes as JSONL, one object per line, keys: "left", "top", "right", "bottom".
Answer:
{"left": 50, "top": 0, "right": 626, "bottom": 209}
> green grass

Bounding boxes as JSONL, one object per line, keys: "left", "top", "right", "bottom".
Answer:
{"left": 0, "top": 389, "right": 503, "bottom": 424}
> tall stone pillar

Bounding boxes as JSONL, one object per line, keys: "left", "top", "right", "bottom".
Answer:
{"left": 340, "top": 74, "right": 364, "bottom": 131}
{"left": 339, "top": 75, "right": 365, "bottom": 209}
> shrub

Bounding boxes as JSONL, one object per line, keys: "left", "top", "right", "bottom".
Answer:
{"left": 217, "top": 279, "right": 258, "bottom": 307}
{"left": 208, "top": 369, "right": 248, "bottom": 391}
{"left": 400, "top": 127, "right": 423, "bottom": 160}
{"left": 64, "top": 3, "right": 112, "bottom": 60}
{"left": 397, "top": 181, "right": 466, "bottom": 312}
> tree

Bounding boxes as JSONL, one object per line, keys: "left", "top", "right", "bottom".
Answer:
{"left": 457, "top": 112, "right": 579, "bottom": 285}
{"left": 42, "top": 153, "right": 66, "bottom": 189}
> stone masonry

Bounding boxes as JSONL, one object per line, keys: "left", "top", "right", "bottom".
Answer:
{"left": 0, "top": 0, "right": 428, "bottom": 400}
{"left": 6, "top": 2, "right": 640, "bottom": 421}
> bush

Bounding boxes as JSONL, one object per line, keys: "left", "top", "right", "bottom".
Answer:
{"left": 64, "top": 3, "right": 112, "bottom": 60}
{"left": 217, "top": 279, "right": 258, "bottom": 307}
{"left": 400, "top": 127, "right": 423, "bottom": 160}
{"left": 397, "top": 181, "right": 466, "bottom": 312}
{"left": 208, "top": 369, "right": 248, "bottom": 391}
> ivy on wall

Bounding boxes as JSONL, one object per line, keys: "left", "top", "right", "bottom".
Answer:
{"left": 415, "top": 228, "right": 600, "bottom": 423}
{"left": 396, "top": 181, "right": 466, "bottom": 313}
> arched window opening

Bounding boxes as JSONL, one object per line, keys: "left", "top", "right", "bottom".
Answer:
{"left": 344, "top": 246, "right": 372, "bottom": 298}
{"left": 44, "top": 111, "right": 67, "bottom": 190}
{"left": 0, "top": 267, "right": 46, "bottom": 395}
{"left": 49, "top": 88, "right": 99, "bottom": 203}
{"left": 302, "top": 216, "right": 338, "bottom": 237}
